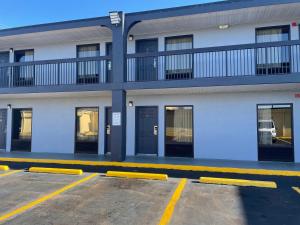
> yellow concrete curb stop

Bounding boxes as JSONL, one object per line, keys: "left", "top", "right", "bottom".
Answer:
{"left": 0, "top": 165, "right": 9, "bottom": 171}
{"left": 29, "top": 167, "right": 83, "bottom": 175}
{"left": 199, "top": 177, "right": 277, "bottom": 189}
{"left": 106, "top": 171, "right": 168, "bottom": 181}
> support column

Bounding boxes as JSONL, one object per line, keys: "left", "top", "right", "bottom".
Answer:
{"left": 111, "top": 90, "right": 127, "bottom": 161}
{"left": 110, "top": 12, "right": 127, "bottom": 161}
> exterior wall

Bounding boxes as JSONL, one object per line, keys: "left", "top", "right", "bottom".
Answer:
{"left": 127, "top": 20, "right": 300, "bottom": 54}
{"left": 0, "top": 90, "right": 298, "bottom": 162}
{"left": 0, "top": 96, "right": 111, "bottom": 154}
{"left": 8, "top": 39, "right": 112, "bottom": 62}
{"left": 126, "top": 91, "right": 300, "bottom": 162}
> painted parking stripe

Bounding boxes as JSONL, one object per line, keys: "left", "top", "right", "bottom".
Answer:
{"left": 292, "top": 187, "right": 300, "bottom": 194}
{"left": 0, "top": 157, "right": 300, "bottom": 177}
{"left": 106, "top": 171, "right": 168, "bottom": 181}
{"left": 199, "top": 177, "right": 277, "bottom": 189}
{"left": 0, "top": 170, "right": 22, "bottom": 178}
{"left": 0, "top": 173, "right": 98, "bottom": 223}
{"left": 158, "top": 178, "right": 187, "bottom": 225}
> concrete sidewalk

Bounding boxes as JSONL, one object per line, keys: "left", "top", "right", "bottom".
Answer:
{"left": 0, "top": 152, "right": 300, "bottom": 171}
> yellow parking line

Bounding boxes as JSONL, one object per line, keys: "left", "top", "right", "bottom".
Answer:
{"left": 158, "top": 178, "right": 187, "bottom": 225}
{"left": 106, "top": 171, "right": 168, "bottom": 181}
{"left": 199, "top": 177, "right": 277, "bottom": 189}
{"left": 292, "top": 187, "right": 300, "bottom": 194}
{"left": 0, "top": 173, "right": 98, "bottom": 223}
{"left": 0, "top": 170, "right": 22, "bottom": 178}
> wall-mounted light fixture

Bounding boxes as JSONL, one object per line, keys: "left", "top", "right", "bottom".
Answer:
{"left": 109, "top": 11, "right": 122, "bottom": 26}
{"left": 128, "top": 35, "right": 134, "bottom": 41}
{"left": 128, "top": 101, "right": 134, "bottom": 107}
{"left": 218, "top": 24, "right": 230, "bottom": 30}
{"left": 9, "top": 48, "right": 14, "bottom": 53}
{"left": 7, "top": 104, "right": 11, "bottom": 109}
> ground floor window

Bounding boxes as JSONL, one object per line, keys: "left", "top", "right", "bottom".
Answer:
{"left": 257, "top": 104, "right": 294, "bottom": 162}
{"left": 11, "top": 108, "right": 32, "bottom": 152}
{"left": 165, "top": 106, "right": 193, "bottom": 157}
{"left": 75, "top": 107, "right": 99, "bottom": 154}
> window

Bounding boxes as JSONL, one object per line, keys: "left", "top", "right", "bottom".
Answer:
{"left": 165, "top": 35, "right": 193, "bottom": 80}
{"left": 165, "top": 106, "right": 193, "bottom": 157}
{"left": 13, "top": 50, "right": 34, "bottom": 87}
{"left": 256, "top": 26, "right": 290, "bottom": 75}
{"left": 257, "top": 104, "right": 294, "bottom": 162}
{"left": 11, "top": 108, "right": 32, "bottom": 152}
{"left": 77, "top": 44, "right": 100, "bottom": 84}
{"left": 75, "top": 107, "right": 99, "bottom": 154}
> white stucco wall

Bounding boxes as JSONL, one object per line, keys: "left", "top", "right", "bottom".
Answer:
{"left": 0, "top": 96, "right": 111, "bottom": 155}
{"left": 9, "top": 39, "right": 111, "bottom": 63}
{"left": 126, "top": 91, "right": 300, "bottom": 162}
{"left": 0, "top": 90, "right": 298, "bottom": 162}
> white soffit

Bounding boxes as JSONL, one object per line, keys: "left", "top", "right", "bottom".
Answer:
{"left": 130, "top": 3, "right": 300, "bottom": 35}
{"left": 0, "top": 26, "right": 112, "bottom": 50}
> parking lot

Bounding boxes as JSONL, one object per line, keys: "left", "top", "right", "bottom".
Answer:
{"left": 0, "top": 169, "right": 299, "bottom": 225}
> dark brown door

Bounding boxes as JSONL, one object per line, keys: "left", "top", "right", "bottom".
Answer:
{"left": 0, "top": 52, "right": 9, "bottom": 87}
{"left": 136, "top": 106, "right": 158, "bottom": 155}
{"left": 106, "top": 43, "right": 112, "bottom": 83}
{"left": 0, "top": 109, "right": 7, "bottom": 150}
{"left": 105, "top": 107, "right": 112, "bottom": 154}
{"left": 136, "top": 39, "right": 158, "bottom": 81}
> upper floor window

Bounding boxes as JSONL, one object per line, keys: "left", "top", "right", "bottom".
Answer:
{"left": 165, "top": 35, "right": 193, "bottom": 80}
{"left": 256, "top": 26, "right": 290, "bottom": 75}
{"left": 165, "top": 35, "right": 193, "bottom": 51}
{"left": 76, "top": 44, "right": 100, "bottom": 84}
{"left": 77, "top": 44, "right": 100, "bottom": 58}
{"left": 256, "top": 26, "right": 290, "bottom": 43}
{"left": 14, "top": 49, "right": 34, "bottom": 62}
{"left": 13, "top": 50, "right": 34, "bottom": 87}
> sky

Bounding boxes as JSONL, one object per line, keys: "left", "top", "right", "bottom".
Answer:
{"left": 0, "top": 0, "right": 222, "bottom": 29}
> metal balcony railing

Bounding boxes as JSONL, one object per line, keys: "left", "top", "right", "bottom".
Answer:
{"left": 0, "top": 56, "right": 112, "bottom": 88}
{"left": 126, "top": 40, "right": 300, "bottom": 82}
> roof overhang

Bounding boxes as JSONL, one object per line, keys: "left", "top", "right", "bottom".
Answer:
{"left": 129, "top": 1, "right": 300, "bottom": 36}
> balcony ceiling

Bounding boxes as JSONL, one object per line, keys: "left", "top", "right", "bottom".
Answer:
{"left": 130, "top": 3, "right": 300, "bottom": 36}
{"left": 0, "top": 26, "right": 112, "bottom": 51}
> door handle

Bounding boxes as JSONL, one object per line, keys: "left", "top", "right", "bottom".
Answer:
{"left": 106, "top": 125, "right": 111, "bottom": 135}
{"left": 154, "top": 125, "right": 158, "bottom": 136}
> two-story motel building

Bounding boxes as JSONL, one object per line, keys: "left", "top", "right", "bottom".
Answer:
{"left": 0, "top": 0, "right": 299, "bottom": 163}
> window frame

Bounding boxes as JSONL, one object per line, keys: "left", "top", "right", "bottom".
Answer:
{"left": 256, "top": 103, "right": 294, "bottom": 162}
{"left": 255, "top": 25, "right": 291, "bottom": 43}
{"left": 164, "top": 35, "right": 194, "bottom": 80}
{"left": 164, "top": 105, "right": 194, "bottom": 158}
{"left": 74, "top": 106, "right": 100, "bottom": 154}
{"left": 76, "top": 44, "right": 100, "bottom": 58}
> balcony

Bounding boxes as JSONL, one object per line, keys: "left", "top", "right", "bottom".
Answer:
{"left": 0, "top": 56, "right": 112, "bottom": 89}
{"left": 126, "top": 41, "right": 300, "bottom": 84}
{"left": 0, "top": 41, "right": 299, "bottom": 94}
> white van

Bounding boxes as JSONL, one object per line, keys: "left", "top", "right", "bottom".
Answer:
{"left": 258, "top": 120, "right": 277, "bottom": 144}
